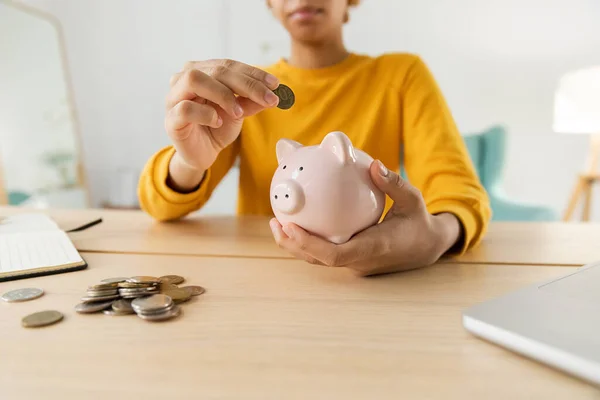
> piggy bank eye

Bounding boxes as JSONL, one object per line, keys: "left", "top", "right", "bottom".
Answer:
{"left": 282, "top": 165, "right": 286, "bottom": 169}
{"left": 299, "top": 166, "right": 304, "bottom": 171}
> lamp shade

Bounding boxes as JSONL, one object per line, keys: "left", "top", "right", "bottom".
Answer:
{"left": 553, "top": 65, "right": 600, "bottom": 134}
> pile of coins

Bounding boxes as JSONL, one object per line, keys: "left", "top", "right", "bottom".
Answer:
{"left": 1, "top": 275, "right": 205, "bottom": 328}
{"left": 74, "top": 275, "right": 204, "bottom": 322}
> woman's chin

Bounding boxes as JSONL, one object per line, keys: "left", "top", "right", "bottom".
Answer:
{"left": 288, "top": 26, "right": 329, "bottom": 44}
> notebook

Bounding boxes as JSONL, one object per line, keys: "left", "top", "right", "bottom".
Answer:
{"left": 0, "top": 213, "right": 87, "bottom": 282}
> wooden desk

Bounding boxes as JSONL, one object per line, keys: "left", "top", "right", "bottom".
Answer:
{"left": 3, "top": 206, "right": 600, "bottom": 266}
{"left": 0, "top": 253, "right": 596, "bottom": 398}
{"left": 1, "top": 206, "right": 286, "bottom": 258}
{"left": 452, "top": 221, "right": 600, "bottom": 266}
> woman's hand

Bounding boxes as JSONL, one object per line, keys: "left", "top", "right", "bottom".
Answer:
{"left": 270, "top": 160, "right": 463, "bottom": 276}
{"left": 165, "top": 59, "right": 281, "bottom": 191}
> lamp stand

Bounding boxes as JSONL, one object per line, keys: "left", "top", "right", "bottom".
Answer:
{"left": 563, "top": 133, "right": 600, "bottom": 221}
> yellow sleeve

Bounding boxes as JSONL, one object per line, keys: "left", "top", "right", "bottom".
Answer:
{"left": 137, "top": 139, "right": 240, "bottom": 221}
{"left": 400, "top": 56, "right": 492, "bottom": 254}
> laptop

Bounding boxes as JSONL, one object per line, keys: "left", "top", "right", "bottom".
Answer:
{"left": 462, "top": 261, "right": 600, "bottom": 386}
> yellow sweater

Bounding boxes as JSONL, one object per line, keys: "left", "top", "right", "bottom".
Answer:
{"left": 138, "top": 53, "right": 491, "bottom": 254}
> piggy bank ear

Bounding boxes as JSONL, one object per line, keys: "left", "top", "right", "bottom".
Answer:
{"left": 319, "top": 131, "right": 356, "bottom": 164}
{"left": 276, "top": 139, "right": 302, "bottom": 164}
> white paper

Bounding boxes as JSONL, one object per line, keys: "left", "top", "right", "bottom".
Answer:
{"left": 0, "top": 214, "right": 82, "bottom": 273}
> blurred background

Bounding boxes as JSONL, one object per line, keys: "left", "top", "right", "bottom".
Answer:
{"left": 1, "top": 0, "right": 600, "bottom": 221}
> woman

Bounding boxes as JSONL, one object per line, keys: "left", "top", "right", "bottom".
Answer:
{"left": 138, "top": 0, "right": 491, "bottom": 276}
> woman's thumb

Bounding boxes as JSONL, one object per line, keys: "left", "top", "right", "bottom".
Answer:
{"left": 370, "top": 160, "right": 423, "bottom": 212}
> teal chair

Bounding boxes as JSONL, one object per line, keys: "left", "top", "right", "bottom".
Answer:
{"left": 402, "top": 125, "right": 558, "bottom": 221}
{"left": 8, "top": 191, "right": 31, "bottom": 205}
{"left": 463, "top": 125, "right": 557, "bottom": 221}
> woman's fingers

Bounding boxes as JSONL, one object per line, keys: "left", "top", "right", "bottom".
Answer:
{"left": 167, "top": 59, "right": 280, "bottom": 118}
{"left": 270, "top": 219, "right": 325, "bottom": 265}
{"left": 195, "top": 64, "right": 279, "bottom": 109}
{"left": 166, "top": 69, "right": 242, "bottom": 119}
{"left": 237, "top": 96, "right": 267, "bottom": 118}
{"left": 166, "top": 100, "right": 222, "bottom": 138}
{"left": 187, "top": 59, "right": 279, "bottom": 90}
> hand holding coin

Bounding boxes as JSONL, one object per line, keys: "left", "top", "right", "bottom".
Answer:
{"left": 166, "top": 59, "right": 282, "bottom": 187}
{"left": 166, "top": 59, "right": 296, "bottom": 193}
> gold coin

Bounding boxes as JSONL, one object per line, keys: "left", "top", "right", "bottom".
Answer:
{"left": 273, "top": 84, "right": 295, "bottom": 110}
{"left": 159, "top": 275, "right": 185, "bottom": 285}
{"left": 180, "top": 285, "right": 205, "bottom": 296}
{"left": 162, "top": 288, "right": 191, "bottom": 303}
{"left": 100, "top": 277, "right": 128, "bottom": 284}
{"left": 88, "top": 283, "right": 119, "bottom": 290}
{"left": 86, "top": 289, "right": 119, "bottom": 297}
{"left": 127, "top": 276, "right": 160, "bottom": 284}
{"left": 159, "top": 282, "right": 179, "bottom": 293}
{"left": 22, "top": 310, "right": 64, "bottom": 328}
{"left": 118, "top": 282, "right": 156, "bottom": 289}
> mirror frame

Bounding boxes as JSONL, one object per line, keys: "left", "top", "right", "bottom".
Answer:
{"left": 0, "top": 0, "right": 89, "bottom": 207}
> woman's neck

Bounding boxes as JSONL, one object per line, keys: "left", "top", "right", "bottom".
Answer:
{"left": 288, "top": 37, "right": 350, "bottom": 69}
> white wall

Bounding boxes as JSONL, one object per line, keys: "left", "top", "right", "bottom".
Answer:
{"left": 16, "top": 0, "right": 600, "bottom": 219}
{"left": 18, "top": 0, "right": 235, "bottom": 213}
{"left": 0, "top": 2, "right": 80, "bottom": 194}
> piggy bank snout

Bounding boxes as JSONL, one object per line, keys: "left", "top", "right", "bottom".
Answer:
{"left": 271, "top": 180, "right": 304, "bottom": 215}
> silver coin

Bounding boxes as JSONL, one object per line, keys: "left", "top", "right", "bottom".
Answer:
{"left": 127, "top": 276, "right": 160, "bottom": 284}
{"left": 102, "top": 309, "right": 130, "bottom": 316}
{"left": 135, "top": 302, "right": 175, "bottom": 316}
{"left": 75, "top": 300, "right": 115, "bottom": 314}
{"left": 1, "top": 288, "right": 44, "bottom": 303}
{"left": 81, "top": 294, "right": 120, "bottom": 303}
{"left": 131, "top": 294, "right": 173, "bottom": 313}
{"left": 112, "top": 299, "right": 135, "bottom": 314}
{"left": 118, "top": 292, "right": 155, "bottom": 297}
{"left": 121, "top": 293, "right": 152, "bottom": 299}
{"left": 100, "top": 277, "right": 128, "bottom": 284}
{"left": 118, "top": 287, "right": 158, "bottom": 293}
{"left": 118, "top": 291, "right": 159, "bottom": 297}
{"left": 137, "top": 305, "right": 181, "bottom": 321}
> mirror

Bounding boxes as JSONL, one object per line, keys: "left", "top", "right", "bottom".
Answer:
{"left": 0, "top": 0, "right": 88, "bottom": 208}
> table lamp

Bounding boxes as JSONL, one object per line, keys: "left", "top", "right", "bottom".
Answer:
{"left": 553, "top": 65, "right": 600, "bottom": 221}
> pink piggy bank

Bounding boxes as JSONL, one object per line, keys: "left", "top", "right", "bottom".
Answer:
{"left": 270, "top": 131, "right": 386, "bottom": 244}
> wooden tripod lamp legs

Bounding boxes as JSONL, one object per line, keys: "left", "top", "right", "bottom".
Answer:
{"left": 563, "top": 134, "right": 600, "bottom": 221}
